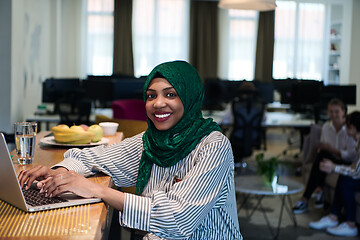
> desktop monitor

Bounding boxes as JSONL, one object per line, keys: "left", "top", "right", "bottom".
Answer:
{"left": 83, "top": 76, "right": 115, "bottom": 107}
{"left": 273, "top": 79, "right": 296, "bottom": 104}
{"left": 112, "top": 77, "right": 146, "bottom": 100}
{"left": 253, "top": 81, "right": 274, "bottom": 104}
{"left": 290, "top": 80, "right": 323, "bottom": 105}
{"left": 203, "top": 78, "right": 228, "bottom": 110}
{"left": 42, "top": 78, "right": 82, "bottom": 104}
{"left": 320, "top": 85, "right": 356, "bottom": 105}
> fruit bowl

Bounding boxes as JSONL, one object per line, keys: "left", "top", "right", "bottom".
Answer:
{"left": 99, "top": 122, "right": 119, "bottom": 136}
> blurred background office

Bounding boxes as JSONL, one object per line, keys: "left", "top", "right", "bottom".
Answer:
{"left": 0, "top": 0, "right": 359, "bottom": 133}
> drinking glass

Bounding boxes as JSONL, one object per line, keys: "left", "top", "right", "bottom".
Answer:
{"left": 14, "top": 122, "right": 37, "bottom": 164}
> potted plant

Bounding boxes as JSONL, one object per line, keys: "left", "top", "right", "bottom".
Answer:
{"left": 256, "top": 153, "right": 279, "bottom": 186}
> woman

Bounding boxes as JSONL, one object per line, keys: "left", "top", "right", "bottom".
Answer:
{"left": 309, "top": 111, "right": 360, "bottom": 237}
{"left": 19, "top": 61, "right": 242, "bottom": 239}
{"left": 292, "top": 98, "right": 357, "bottom": 214}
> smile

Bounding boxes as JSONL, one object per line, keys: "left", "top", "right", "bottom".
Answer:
{"left": 155, "top": 113, "right": 171, "bottom": 118}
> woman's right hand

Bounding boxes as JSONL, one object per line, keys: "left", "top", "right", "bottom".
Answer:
{"left": 18, "top": 165, "right": 68, "bottom": 190}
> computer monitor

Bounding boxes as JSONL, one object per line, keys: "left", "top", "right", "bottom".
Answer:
{"left": 253, "top": 81, "right": 274, "bottom": 104}
{"left": 83, "top": 76, "right": 114, "bottom": 107}
{"left": 273, "top": 79, "right": 296, "bottom": 104}
{"left": 321, "top": 85, "right": 356, "bottom": 105}
{"left": 113, "top": 77, "right": 145, "bottom": 100}
{"left": 83, "top": 75, "right": 146, "bottom": 108}
{"left": 42, "top": 78, "right": 82, "bottom": 104}
{"left": 291, "top": 80, "right": 323, "bottom": 105}
{"left": 203, "top": 78, "right": 228, "bottom": 110}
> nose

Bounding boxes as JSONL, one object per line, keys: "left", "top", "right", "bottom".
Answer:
{"left": 153, "top": 95, "right": 166, "bottom": 109}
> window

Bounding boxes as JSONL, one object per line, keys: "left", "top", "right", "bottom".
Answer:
{"left": 218, "top": 9, "right": 258, "bottom": 80}
{"left": 132, "top": 0, "right": 190, "bottom": 77}
{"left": 273, "top": 1, "right": 325, "bottom": 80}
{"left": 86, "top": 0, "right": 114, "bottom": 75}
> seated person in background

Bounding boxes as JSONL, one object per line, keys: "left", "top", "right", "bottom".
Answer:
{"left": 309, "top": 111, "right": 360, "bottom": 237}
{"left": 18, "top": 61, "right": 243, "bottom": 239}
{"left": 293, "top": 98, "right": 357, "bottom": 214}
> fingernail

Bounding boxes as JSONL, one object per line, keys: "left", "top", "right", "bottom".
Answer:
{"left": 45, "top": 192, "right": 48, "bottom": 197}
{"left": 49, "top": 194, "right": 52, "bottom": 197}
{"left": 40, "top": 188, "right": 44, "bottom": 193}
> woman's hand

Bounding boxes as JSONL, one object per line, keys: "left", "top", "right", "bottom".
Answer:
{"left": 18, "top": 165, "right": 68, "bottom": 190}
{"left": 39, "top": 171, "right": 125, "bottom": 211}
{"left": 319, "top": 159, "right": 335, "bottom": 174}
{"left": 39, "top": 171, "right": 103, "bottom": 199}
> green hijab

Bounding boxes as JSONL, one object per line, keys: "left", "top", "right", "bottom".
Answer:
{"left": 135, "top": 61, "right": 221, "bottom": 195}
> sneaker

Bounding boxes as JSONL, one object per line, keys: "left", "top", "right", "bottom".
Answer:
{"left": 327, "top": 222, "right": 358, "bottom": 237}
{"left": 314, "top": 191, "right": 324, "bottom": 208}
{"left": 309, "top": 216, "right": 338, "bottom": 230}
{"left": 292, "top": 201, "right": 308, "bottom": 214}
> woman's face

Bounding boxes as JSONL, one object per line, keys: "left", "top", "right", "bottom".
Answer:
{"left": 328, "top": 104, "right": 345, "bottom": 125}
{"left": 145, "top": 77, "right": 184, "bottom": 131}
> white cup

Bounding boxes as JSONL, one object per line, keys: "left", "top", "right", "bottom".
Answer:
{"left": 14, "top": 122, "right": 37, "bottom": 165}
{"left": 99, "top": 122, "right": 119, "bottom": 136}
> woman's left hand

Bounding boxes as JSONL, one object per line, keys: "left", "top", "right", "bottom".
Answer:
{"left": 319, "top": 159, "right": 335, "bottom": 174}
{"left": 38, "top": 171, "right": 103, "bottom": 199}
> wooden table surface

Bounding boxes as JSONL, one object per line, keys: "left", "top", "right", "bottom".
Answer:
{"left": 0, "top": 131, "right": 124, "bottom": 240}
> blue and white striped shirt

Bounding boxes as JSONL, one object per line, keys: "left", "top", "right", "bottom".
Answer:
{"left": 55, "top": 131, "right": 242, "bottom": 239}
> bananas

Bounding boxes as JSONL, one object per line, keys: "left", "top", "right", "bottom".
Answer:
{"left": 52, "top": 125, "right": 100, "bottom": 144}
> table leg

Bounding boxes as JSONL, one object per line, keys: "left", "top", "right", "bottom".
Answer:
{"left": 285, "top": 195, "right": 297, "bottom": 227}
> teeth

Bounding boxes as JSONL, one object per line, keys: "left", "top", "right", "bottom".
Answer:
{"left": 155, "top": 113, "right": 171, "bottom": 118}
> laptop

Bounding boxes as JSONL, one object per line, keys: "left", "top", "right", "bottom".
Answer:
{"left": 0, "top": 133, "right": 102, "bottom": 212}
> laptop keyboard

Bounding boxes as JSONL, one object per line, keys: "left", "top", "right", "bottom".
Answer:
{"left": 22, "top": 187, "right": 68, "bottom": 207}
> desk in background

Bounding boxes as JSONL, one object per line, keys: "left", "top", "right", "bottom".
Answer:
{"left": 0, "top": 131, "right": 124, "bottom": 240}
{"left": 202, "top": 110, "right": 314, "bottom": 150}
{"left": 202, "top": 110, "right": 314, "bottom": 128}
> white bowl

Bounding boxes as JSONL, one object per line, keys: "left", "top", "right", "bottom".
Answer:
{"left": 99, "top": 122, "right": 119, "bottom": 136}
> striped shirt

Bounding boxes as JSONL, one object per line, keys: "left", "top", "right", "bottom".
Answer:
{"left": 54, "top": 131, "right": 242, "bottom": 239}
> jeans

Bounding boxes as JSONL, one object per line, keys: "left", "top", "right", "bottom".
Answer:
{"left": 331, "top": 175, "right": 360, "bottom": 222}
{"left": 303, "top": 150, "right": 346, "bottom": 200}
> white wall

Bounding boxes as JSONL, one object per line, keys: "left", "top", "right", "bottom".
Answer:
{"left": 0, "top": 0, "right": 84, "bottom": 133}
{"left": 0, "top": 0, "right": 12, "bottom": 133}
{"left": 12, "top": 0, "right": 53, "bottom": 123}
{"left": 347, "top": 0, "right": 360, "bottom": 113}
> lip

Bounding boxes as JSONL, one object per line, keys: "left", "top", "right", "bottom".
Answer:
{"left": 153, "top": 112, "right": 172, "bottom": 122}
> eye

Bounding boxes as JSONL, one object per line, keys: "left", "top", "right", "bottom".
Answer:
{"left": 146, "top": 93, "right": 156, "bottom": 100}
{"left": 166, "top": 92, "right": 177, "bottom": 98}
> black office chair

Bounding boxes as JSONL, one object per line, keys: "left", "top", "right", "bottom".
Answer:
{"left": 56, "top": 91, "right": 92, "bottom": 126}
{"left": 230, "top": 94, "right": 265, "bottom": 168}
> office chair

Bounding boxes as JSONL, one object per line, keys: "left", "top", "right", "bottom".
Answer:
{"left": 230, "top": 94, "right": 265, "bottom": 168}
{"left": 56, "top": 92, "right": 92, "bottom": 126}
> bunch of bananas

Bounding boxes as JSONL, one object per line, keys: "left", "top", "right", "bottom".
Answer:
{"left": 52, "top": 124, "right": 103, "bottom": 144}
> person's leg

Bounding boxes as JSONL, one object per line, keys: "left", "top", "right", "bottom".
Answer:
{"left": 302, "top": 150, "right": 336, "bottom": 200}
{"left": 326, "top": 175, "right": 360, "bottom": 237}
{"left": 336, "top": 175, "right": 360, "bottom": 223}
{"left": 294, "top": 150, "right": 341, "bottom": 214}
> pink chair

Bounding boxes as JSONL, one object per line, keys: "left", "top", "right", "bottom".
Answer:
{"left": 112, "top": 99, "right": 147, "bottom": 121}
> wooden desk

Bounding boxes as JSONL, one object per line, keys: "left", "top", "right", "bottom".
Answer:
{"left": 0, "top": 131, "right": 124, "bottom": 240}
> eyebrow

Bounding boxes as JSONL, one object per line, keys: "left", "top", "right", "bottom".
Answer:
{"left": 146, "top": 87, "right": 175, "bottom": 92}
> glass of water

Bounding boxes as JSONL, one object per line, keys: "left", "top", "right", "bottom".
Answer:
{"left": 14, "top": 122, "right": 37, "bottom": 164}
